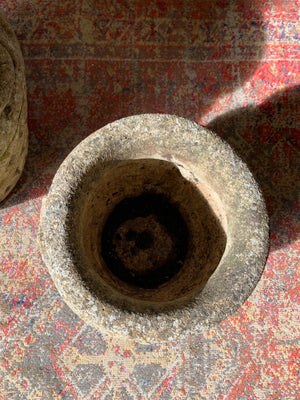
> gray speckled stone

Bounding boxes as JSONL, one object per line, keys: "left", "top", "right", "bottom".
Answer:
{"left": 0, "top": 10, "right": 28, "bottom": 203}
{"left": 38, "top": 114, "right": 269, "bottom": 343}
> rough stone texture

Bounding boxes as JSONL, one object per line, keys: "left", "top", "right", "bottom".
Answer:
{"left": 71, "top": 158, "right": 226, "bottom": 304}
{"left": 1, "top": 1, "right": 298, "bottom": 397}
{"left": 0, "top": 9, "right": 27, "bottom": 203}
{"left": 38, "top": 114, "right": 269, "bottom": 343}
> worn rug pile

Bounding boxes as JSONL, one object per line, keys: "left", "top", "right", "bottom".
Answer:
{"left": 0, "top": 1, "right": 299, "bottom": 399}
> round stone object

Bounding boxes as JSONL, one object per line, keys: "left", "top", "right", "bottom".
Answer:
{"left": 0, "top": 10, "right": 28, "bottom": 203}
{"left": 38, "top": 114, "right": 269, "bottom": 343}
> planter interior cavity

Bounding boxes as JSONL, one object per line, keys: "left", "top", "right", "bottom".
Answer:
{"left": 77, "top": 158, "right": 226, "bottom": 305}
{"left": 38, "top": 114, "right": 269, "bottom": 343}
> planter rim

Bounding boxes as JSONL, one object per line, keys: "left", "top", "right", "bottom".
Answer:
{"left": 38, "top": 114, "right": 269, "bottom": 343}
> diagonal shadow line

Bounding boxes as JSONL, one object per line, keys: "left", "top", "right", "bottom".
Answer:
{"left": 208, "top": 84, "right": 300, "bottom": 251}
{"left": 0, "top": 0, "right": 268, "bottom": 211}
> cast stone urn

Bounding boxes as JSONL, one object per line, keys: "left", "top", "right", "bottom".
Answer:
{"left": 38, "top": 114, "right": 269, "bottom": 343}
{"left": 0, "top": 10, "right": 28, "bottom": 203}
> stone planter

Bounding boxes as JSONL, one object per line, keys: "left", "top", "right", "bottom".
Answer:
{"left": 0, "top": 10, "right": 28, "bottom": 203}
{"left": 38, "top": 114, "right": 269, "bottom": 343}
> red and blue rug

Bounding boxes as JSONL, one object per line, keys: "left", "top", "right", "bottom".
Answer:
{"left": 0, "top": 1, "right": 299, "bottom": 399}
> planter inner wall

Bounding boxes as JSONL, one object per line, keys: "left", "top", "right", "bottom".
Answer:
{"left": 71, "top": 158, "right": 227, "bottom": 309}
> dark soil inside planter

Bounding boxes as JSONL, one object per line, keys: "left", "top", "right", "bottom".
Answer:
{"left": 101, "top": 193, "right": 189, "bottom": 289}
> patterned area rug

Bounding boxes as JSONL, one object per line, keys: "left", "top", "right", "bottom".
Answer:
{"left": 0, "top": 1, "right": 299, "bottom": 399}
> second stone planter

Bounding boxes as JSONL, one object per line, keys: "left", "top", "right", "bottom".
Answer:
{"left": 0, "top": 10, "right": 28, "bottom": 203}
{"left": 38, "top": 114, "right": 269, "bottom": 343}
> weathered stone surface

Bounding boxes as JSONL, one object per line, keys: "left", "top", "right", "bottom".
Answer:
{"left": 0, "top": 10, "right": 27, "bottom": 203}
{"left": 38, "top": 114, "right": 269, "bottom": 343}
